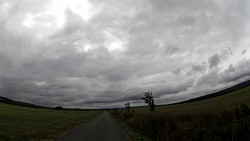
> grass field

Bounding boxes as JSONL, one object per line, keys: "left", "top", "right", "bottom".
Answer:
{"left": 0, "top": 103, "right": 102, "bottom": 141}
{"left": 112, "top": 86, "right": 250, "bottom": 141}
{"left": 136, "top": 86, "right": 250, "bottom": 114}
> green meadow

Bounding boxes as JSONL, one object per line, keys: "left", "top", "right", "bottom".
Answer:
{"left": 112, "top": 86, "right": 250, "bottom": 141}
{"left": 0, "top": 103, "right": 101, "bottom": 141}
{"left": 140, "top": 85, "right": 250, "bottom": 114}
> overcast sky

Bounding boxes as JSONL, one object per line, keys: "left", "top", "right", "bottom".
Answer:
{"left": 0, "top": 0, "right": 250, "bottom": 108}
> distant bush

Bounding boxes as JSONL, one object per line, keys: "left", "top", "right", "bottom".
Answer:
{"left": 112, "top": 103, "right": 250, "bottom": 141}
{"left": 55, "top": 106, "right": 63, "bottom": 110}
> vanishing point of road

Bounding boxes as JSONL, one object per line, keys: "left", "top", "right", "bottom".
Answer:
{"left": 54, "top": 112, "right": 129, "bottom": 141}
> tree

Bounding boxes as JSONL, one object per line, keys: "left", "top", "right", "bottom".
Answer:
{"left": 125, "top": 102, "right": 130, "bottom": 112}
{"left": 55, "top": 106, "right": 63, "bottom": 110}
{"left": 141, "top": 92, "right": 155, "bottom": 112}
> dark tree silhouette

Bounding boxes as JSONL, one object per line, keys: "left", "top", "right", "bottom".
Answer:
{"left": 113, "top": 108, "right": 118, "bottom": 113}
{"left": 125, "top": 102, "right": 130, "bottom": 112}
{"left": 55, "top": 106, "right": 63, "bottom": 110}
{"left": 141, "top": 92, "right": 155, "bottom": 112}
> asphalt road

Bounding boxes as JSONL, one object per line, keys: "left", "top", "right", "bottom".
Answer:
{"left": 54, "top": 111, "right": 129, "bottom": 141}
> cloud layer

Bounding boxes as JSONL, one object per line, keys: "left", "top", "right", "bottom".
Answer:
{"left": 0, "top": 0, "right": 250, "bottom": 108}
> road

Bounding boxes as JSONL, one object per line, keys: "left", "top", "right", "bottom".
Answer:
{"left": 54, "top": 112, "right": 129, "bottom": 141}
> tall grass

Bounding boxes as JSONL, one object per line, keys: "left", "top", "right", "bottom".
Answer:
{"left": 112, "top": 104, "right": 250, "bottom": 141}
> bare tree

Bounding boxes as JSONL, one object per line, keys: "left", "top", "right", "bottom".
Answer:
{"left": 141, "top": 92, "right": 155, "bottom": 112}
{"left": 125, "top": 102, "right": 130, "bottom": 112}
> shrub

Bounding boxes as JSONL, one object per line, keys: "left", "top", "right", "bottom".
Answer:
{"left": 55, "top": 106, "right": 63, "bottom": 110}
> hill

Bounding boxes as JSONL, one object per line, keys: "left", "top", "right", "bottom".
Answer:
{"left": 175, "top": 80, "right": 250, "bottom": 104}
{"left": 113, "top": 81, "right": 250, "bottom": 141}
{"left": 155, "top": 83, "right": 250, "bottom": 115}
{"left": 132, "top": 80, "right": 250, "bottom": 114}
{"left": 0, "top": 96, "right": 50, "bottom": 109}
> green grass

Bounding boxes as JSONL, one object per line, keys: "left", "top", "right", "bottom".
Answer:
{"left": 137, "top": 86, "right": 250, "bottom": 114}
{"left": 0, "top": 103, "right": 102, "bottom": 141}
{"left": 112, "top": 86, "right": 250, "bottom": 141}
{"left": 111, "top": 113, "right": 149, "bottom": 141}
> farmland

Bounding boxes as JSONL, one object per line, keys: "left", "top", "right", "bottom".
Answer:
{"left": 1, "top": 85, "right": 250, "bottom": 141}
{"left": 112, "top": 86, "right": 250, "bottom": 141}
{"left": 0, "top": 103, "right": 101, "bottom": 141}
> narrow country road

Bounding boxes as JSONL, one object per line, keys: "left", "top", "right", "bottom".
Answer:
{"left": 54, "top": 111, "right": 129, "bottom": 141}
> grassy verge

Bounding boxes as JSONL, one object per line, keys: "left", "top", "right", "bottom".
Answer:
{"left": 111, "top": 111, "right": 148, "bottom": 141}
{"left": 0, "top": 103, "right": 102, "bottom": 141}
{"left": 111, "top": 86, "right": 250, "bottom": 140}
{"left": 112, "top": 104, "right": 250, "bottom": 141}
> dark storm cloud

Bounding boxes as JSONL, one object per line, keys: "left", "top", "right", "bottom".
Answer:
{"left": 0, "top": 0, "right": 249, "bottom": 108}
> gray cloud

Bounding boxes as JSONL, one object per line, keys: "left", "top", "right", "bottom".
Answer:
{"left": 220, "top": 59, "right": 250, "bottom": 83}
{"left": 208, "top": 53, "right": 221, "bottom": 68}
{"left": 208, "top": 48, "right": 233, "bottom": 69}
{"left": 242, "top": 49, "right": 247, "bottom": 55}
{"left": 0, "top": 0, "right": 249, "bottom": 108}
{"left": 197, "top": 59, "right": 250, "bottom": 86}
{"left": 187, "top": 62, "right": 207, "bottom": 75}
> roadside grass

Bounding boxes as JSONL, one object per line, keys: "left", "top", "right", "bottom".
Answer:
{"left": 111, "top": 112, "right": 149, "bottom": 141}
{"left": 0, "top": 103, "right": 102, "bottom": 141}
{"left": 112, "top": 86, "right": 250, "bottom": 141}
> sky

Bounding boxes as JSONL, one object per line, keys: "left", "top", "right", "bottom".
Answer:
{"left": 0, "top": 0, "right": 250, "bottom": 109}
